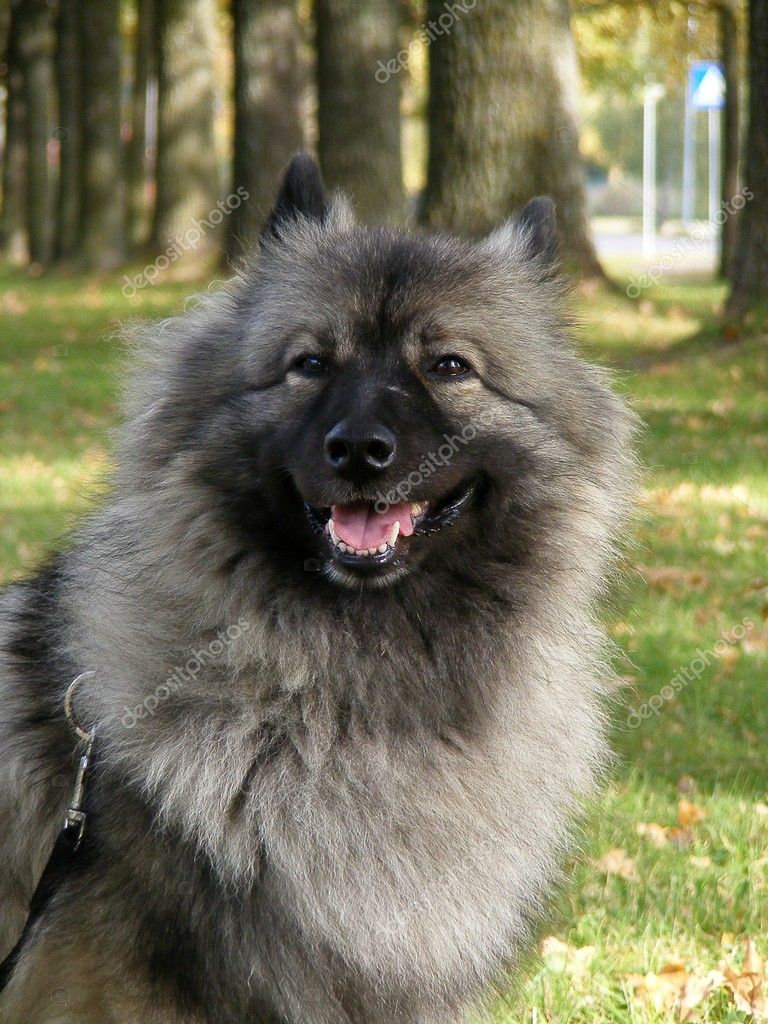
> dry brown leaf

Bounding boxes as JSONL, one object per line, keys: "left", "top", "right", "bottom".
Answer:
{"left": 541, "top": 936, "right": 595, "bottom": 983}
{"left": 626, "top": 960, "right": 689, "bottom": 1013}
{"left": 637, "top": 565, "right": 710, "bottom": 595}
{"left": 679, "top": 970, "right": 728, "bottom": 1020}
{"left": 594, "top": 847, "right": 638, "bottom": 880}
{"left": 636, "top": 820, "right": 693, "bottom": 848}
{"left": 626, "top": 959, "right": 757, "bottom": 1022}
{"left": 722, "top": 939, "right": 767, "bottom": 1017}
{"left": 679, "top": 799, "right": 708, "bottom": 828}
{"left": 637, "top": 821, "right": 670, "bottom": 848}
{"left": 648, "top": 361, "right": 679, "bottom": 377}
{"left": 667, "top": 826, "right": 694, "bottom": 848}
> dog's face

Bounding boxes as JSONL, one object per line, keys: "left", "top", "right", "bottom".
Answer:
{"left": 125, "top": 156, "right": 630, "bottom": 593}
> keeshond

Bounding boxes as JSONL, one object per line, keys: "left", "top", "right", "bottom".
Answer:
{"left": 0, "top": 154, "right": 634, "bottom": 1024}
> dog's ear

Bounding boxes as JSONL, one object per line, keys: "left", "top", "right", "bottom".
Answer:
{"left": 516, "top": 197, "right": 558, "bottom": 267}
{"left": 261, "top": 153, "right": 331, "bottom": 244}
{"left": 483, "top": 197, "right": 559, "bottom": 275}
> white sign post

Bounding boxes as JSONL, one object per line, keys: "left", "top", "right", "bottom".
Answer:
{"left": 643, "top": 84, "right": 665, "bottom": 258}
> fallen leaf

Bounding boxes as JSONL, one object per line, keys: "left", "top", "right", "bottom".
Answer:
{"left": 722, "top": 939, "right": 767, "bottom": 1017}
{"left": 594, "top": 848, "right": 637, "bottom": 880}
{"left": 667, "top": 826, "right": 694, "bottom": 848}
{"left": 541, "top": 936, "right": 595, "bottom": 983}
{"left": 679, "top": 970, "right": 728, "bottom": 1020}
{"left": 626, "top": 960, "right": 689, "bottom": 1013}
{"left": 679, "top": 799, "right": 708, "bottom": 828}
{"left": 637, "top": 821, "right": 669, "bottom": 848}
{"left": 636, "top": 564, "right": 709, "bottom": 596}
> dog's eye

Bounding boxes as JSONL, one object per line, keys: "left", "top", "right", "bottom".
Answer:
{"left": 432, "top": 355, "right": 472, "bottom": 378}
{"left": 293, "top": 354, "right": 327, "bottom": 375}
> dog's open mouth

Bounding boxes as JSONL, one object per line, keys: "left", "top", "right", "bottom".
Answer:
{"left": 305, "top": 481, "right": 476, "bottom": 574}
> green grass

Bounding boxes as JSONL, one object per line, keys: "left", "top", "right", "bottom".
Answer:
{"left": 1, "top": 263, "right": 767, "bottom": 1022}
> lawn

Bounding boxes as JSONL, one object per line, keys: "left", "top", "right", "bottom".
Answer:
{"left": 1, "top": 263, "right": 766, "bottom": 1022}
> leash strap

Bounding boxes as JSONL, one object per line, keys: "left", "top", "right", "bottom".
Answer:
{"left": 0, "top": 675, "right": 96, "bottom": 994}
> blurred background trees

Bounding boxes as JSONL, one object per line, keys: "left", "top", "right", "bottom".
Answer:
{"left": 227, "top": 0, "right": 303, "bottom": 259}
{"left": 420, "top": 0, "right": 602, "bottom": 277}
{"left": 0, "top": 0, "right": 764, "bottom": 318}
{"left": 316, "top": 0, "right": 403, "bottom": 222}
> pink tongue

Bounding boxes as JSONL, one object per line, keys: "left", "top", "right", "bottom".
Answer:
{"left": 331, "top": 502, "right": 414, "bottom": 550}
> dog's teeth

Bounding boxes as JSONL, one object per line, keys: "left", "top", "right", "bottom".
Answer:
{"left": 338, "top": 542, "right": 349, "bottom": 553}
{"left": 328, "top": 519, "right": 339, "bottom": 544}
{"left": 388, "top": 522, "right": 400, "bottom": 546}
{"left": 411, "top": 503, "right": 424, "bottom": 517}
{"left": 377, "top": 543, "right": 388, "bottom": 553}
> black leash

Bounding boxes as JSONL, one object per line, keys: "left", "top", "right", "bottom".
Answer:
{"left": 0, "top": 673, "right": 96, "bottom": 994}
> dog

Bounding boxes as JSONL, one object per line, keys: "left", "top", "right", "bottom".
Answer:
{"left": 0, "top": 153, "right": 635, "bottom": 1023}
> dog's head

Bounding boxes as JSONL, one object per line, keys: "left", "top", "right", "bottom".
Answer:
{"left": 121, "top": 155, "right": 633, "bottom": 595}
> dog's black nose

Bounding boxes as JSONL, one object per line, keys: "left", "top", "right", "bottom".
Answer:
{"left": 324, "top": 421, "right": 396, "bottom": 480}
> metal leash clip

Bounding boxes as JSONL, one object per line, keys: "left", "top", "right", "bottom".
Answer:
{"left": 63, "top": 671, "right": 97, "bottom": 849}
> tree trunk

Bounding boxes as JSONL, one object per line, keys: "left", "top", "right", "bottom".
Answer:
{"left": 127, "top": 0, "right": 156, "bottom": 250}
{"left": 17, "top": 0, "right": 56, "bottom": 266}
{"left": 55, "top": 0, "right": 81, "bottom": 262}
{"left": 420, "top": 0, "right": 602, "bottom": 278}
{"left": 726, "top": 0, "right": 768, "bottom": 318}
{"left": 79, "top": 0, "right": 125, "bottom": 270}
{"left": 226, "top": 0, "right": 304, "bottom": 262}
{"left": 0, "top": 12, "right": 27, "bottom": 262}
{"left": 718, "top": 0, "right": 741, "bottom": 281}
{"left": 152, "top": 0, "right": 219, "bottom": 260}
{"left": 315, "top": 0, "right": 403, "bottom": 223}
{"left": 0, "top": 0, "right": 11, "bottom": 62}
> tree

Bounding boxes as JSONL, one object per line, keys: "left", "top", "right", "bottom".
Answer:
{"left": 717, "top": 0, "right": 741, "bottom": 279}
{"left": 720, "top": 0, "right": 741, "bottom": 278}
{"left": 152, "top": 0, "right": 219, "bottom": 260}
{"left": 420, "top": 0, "right": 603, "bottom": 278}
{"left": 16, "top": 0, "right": 56, "bottom": 266}
{"left": 55, "top": 0, "right": 81, "bottom": 262}
{"left": 79, "top": 0, "right": 126, "bottom": 270}
{"left": 315, "top": 0, "right": 403, "bottom": 223}
{"left": 127, "top": 0, "right": 157, "bottom": 250}
{"left": 0, "top": 0, "right": 10, "bottom": 61}
{"left": 726, "top": 0, "right": 768, "bottom": 317}
{"left": 226, "top": 0, "right": 304, "bottom": 261}
{"left": 0, "top": 8, "right": 27, "bottom": 262}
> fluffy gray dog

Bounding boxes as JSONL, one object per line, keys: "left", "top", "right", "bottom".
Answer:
{"left": 0, "top": 154, "right": 634, "bottom": 1024}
